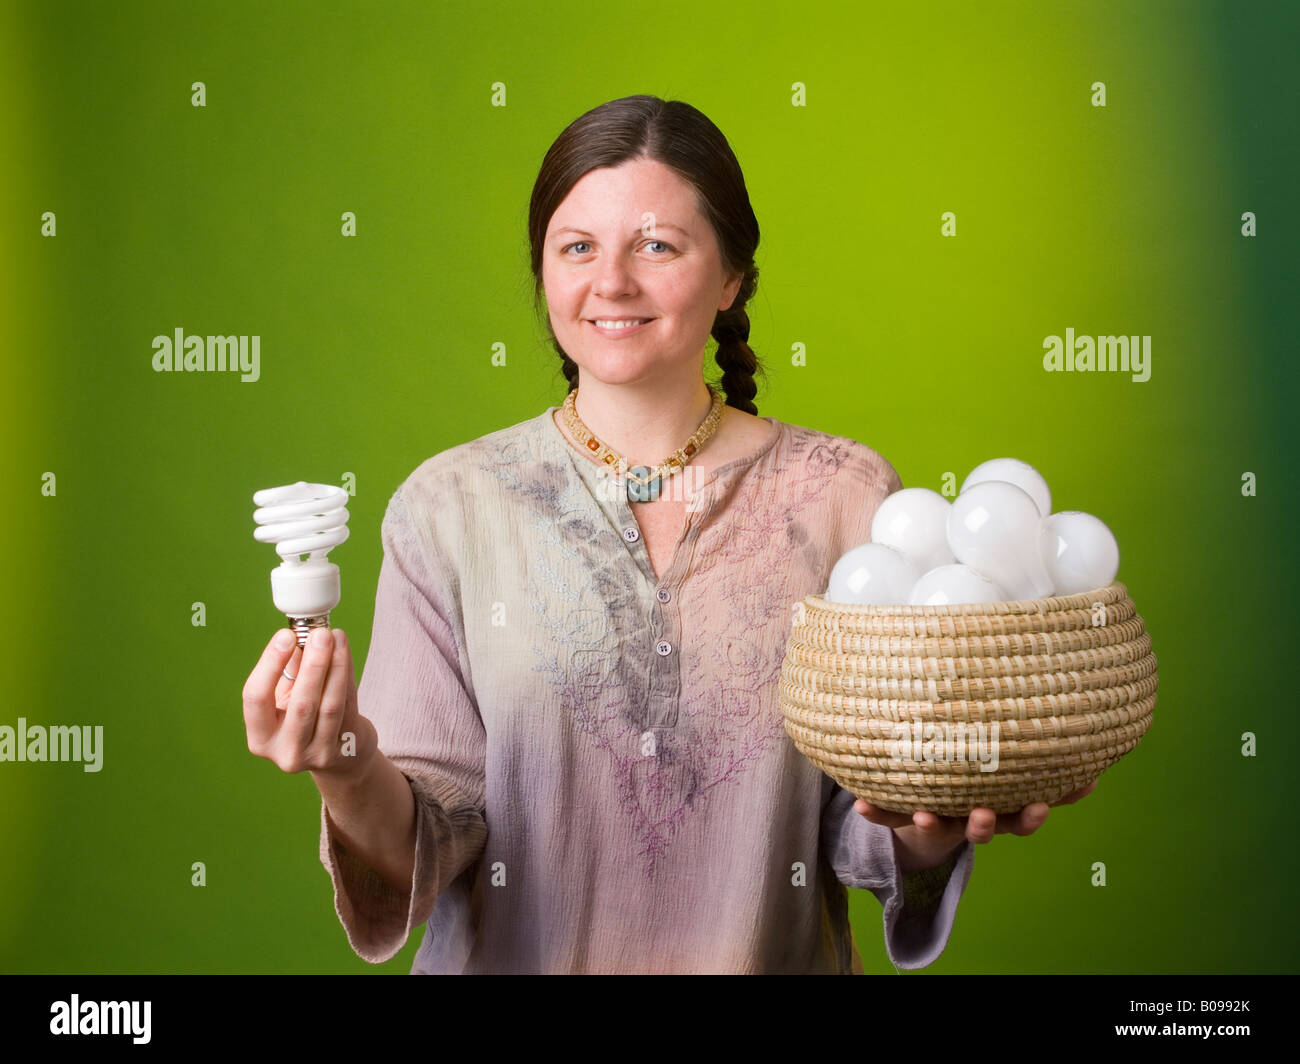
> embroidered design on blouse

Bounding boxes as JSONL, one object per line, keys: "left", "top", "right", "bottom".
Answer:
{"left": 466, "top": 419, "right": 854, "bottom": 878}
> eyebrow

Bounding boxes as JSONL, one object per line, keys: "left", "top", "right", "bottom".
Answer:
{"left": 551, "top": 223, "right": 690, "bottom": 240}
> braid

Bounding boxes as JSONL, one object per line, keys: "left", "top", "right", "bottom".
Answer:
{"left": 560, "top": 352, "right": 579, "bottom": 393}
{"left": 711, "top": 267, "right": 763, "bottom": 414}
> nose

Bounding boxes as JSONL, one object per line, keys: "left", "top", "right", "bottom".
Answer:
{"left": 591, "top": 253, "right": 638, "bottom": 300}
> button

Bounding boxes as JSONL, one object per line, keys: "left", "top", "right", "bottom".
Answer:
{"left": 655, "top": 640, "right": 672, "bottom": 656}
{"left": 656, "top": 588, "right": 671, "bottom": 603}
{"left": 623, "top": 527, "right": 640, "bottom": 542}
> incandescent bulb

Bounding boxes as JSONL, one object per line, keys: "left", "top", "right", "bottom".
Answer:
{"left": 826, "top": 543, "right": 920, "bottom": 605}
{"left": 908, "top": 564, "right": 1008, "bottom": 606}
{"left": 959, "top": 457, "right": 1052, "bottom": 518}
{"left": 869, "top": 487, "right": 956, "bottom": 574}
{"left": 252, "top": 481, "right": 350, "bottom": 647}
{"left": 947, "top": 481, "right": 1053, "bottom": 600}
{"left": 1040, "top": 510, "right": 1119, "bottom": 594}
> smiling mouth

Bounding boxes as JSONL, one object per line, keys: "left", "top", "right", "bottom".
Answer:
{"left": 587, "top": 318, "right": 654, "bottom": 330}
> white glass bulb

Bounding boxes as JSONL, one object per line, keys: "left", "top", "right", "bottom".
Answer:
{"left": 1040, "top": 510, "right": 1120, "bottom": 594}
{"left": 252, "top": 482, "right": 350, "bottom": 646}
{"left": 826, "top": 543, "right": 920, "bottom": 605}
{"left": 869, "top": 487, "right": 956, "bottom": 573}
{"left": 908, "top": 564, "right": 1008, "bottom": 606}
{"left": 947, "top": 481, "right": 1054, "bottom": 600}
{"left": 960, "top": 457, "right": 1052, "bottom": 518}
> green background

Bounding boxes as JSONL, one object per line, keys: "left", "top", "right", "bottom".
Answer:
{"left": 2, "top": 0, "right": 1295, "bottom": 973}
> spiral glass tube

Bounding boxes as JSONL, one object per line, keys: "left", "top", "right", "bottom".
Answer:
{"left": 252, "top": 482, "right": 350, "bottom": 647}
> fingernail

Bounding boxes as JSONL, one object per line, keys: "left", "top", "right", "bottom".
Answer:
{"left": 274, "top": 630, "right": 294, "bottom": 651}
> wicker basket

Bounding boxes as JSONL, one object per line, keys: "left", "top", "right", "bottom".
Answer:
{"left": 778, "top": 580, "right": 1156, "bottom": 815}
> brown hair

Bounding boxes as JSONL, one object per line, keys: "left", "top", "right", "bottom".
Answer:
{"left": 528, "top": 95, "right": 766, "bottom": 414}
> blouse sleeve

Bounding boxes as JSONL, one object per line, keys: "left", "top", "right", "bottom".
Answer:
{"left": 820, "top": 780, "right": 975, "bottom": 970}
{"left": 318, "top": 482, "right": 488, "bottom": 964}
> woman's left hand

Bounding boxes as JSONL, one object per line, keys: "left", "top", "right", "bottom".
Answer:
{"left": 854, "top": 780, "right": 1098, "bottom": 874}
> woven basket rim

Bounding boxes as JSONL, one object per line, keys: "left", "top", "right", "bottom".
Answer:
{"left": 805, "top": 579, "right": 1128, "bottom": 617}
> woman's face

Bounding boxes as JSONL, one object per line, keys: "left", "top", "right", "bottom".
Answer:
{"left": 542, "top": 157, "right": 742, "bottom": 391}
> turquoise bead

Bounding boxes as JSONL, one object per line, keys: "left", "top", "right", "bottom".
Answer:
{"left": 627, "top": 465, "right": 661, "bottom": 502}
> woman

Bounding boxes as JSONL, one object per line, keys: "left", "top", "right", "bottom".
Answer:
{"left": 242, "top": 95, "right": 1093, "bottom": 974}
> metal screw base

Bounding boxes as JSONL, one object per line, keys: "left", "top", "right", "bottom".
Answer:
{"left": 289, "top": 614, "right": 331, "bottom": 648}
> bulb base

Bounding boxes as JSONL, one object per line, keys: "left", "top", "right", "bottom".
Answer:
{"left": 288, "top": 613, "right": 331, "bottom": 648}
{"left": 270, "top": 559, "right": 340, "bottom": 618}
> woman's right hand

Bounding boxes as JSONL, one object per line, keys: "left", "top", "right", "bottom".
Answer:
{"left": 242, "top": 627, "right": 378, "bottom": 780}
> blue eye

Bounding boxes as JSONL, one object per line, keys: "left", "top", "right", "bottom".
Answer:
{"left": 560, "top": 241, "right": 674, "bottom": 255}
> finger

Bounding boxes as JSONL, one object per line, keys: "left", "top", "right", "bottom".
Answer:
{"left": 999, "top": 802, "right": 1050, "bottom": 837}
{"left": 910, "top": 810, "right": 953, "bottom": 833}
{"left": 966, "top": 807, "right": 998, "bottom": 844}
{"left": 342, "top": 642, "right": 360, "bottom": 726}
{"left": 906, "top": 810, "right": 968, "bottom": 852}
{"left": 307, "top": 629, "right": 352, "bottom": 763}
{"left": 278, "top": 627, "right": 334, "bottom": 762}
{"left": 274, "top": 644, "right": 303, "bottom": 708}
{"left": 243, "top": 630, "right": 299, "bottom": 751}
{"left": 853, "top": 799, "right": 914, "bottom": 830}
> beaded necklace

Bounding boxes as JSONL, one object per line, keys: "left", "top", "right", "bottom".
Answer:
{"left": 560, "top": 384, "right": 726, "bottom": 502}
